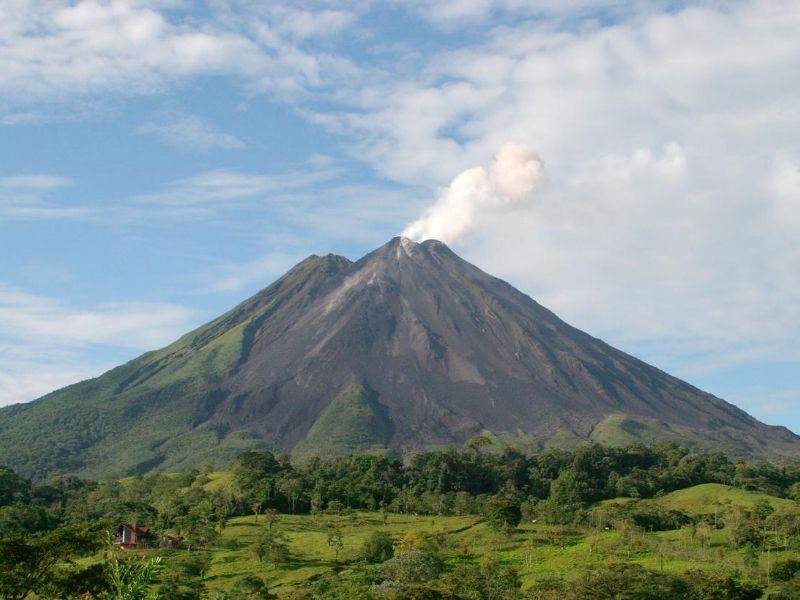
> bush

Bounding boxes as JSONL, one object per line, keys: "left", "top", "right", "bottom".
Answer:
{"left": 361, "top": 531, "right": 394, "bottom": 563}
{"left": 231, "top": 575, "right": 276, "bottom": 599}
{"left": 628, "top": 504, "right": 692, "bottom": 531}
{"left": 439, "top": 559, "right": 522, "bottom": 600}
{"left": 771, "top": 558, "right": 800, "bottom": 582}
{"left": 380, "top": 551, "right": 443, "bottom": 584}
{"left": 574, "top": 563, "right": 688, "bottom": 599}
{"left": 370, "top": 581, "right": 444, "bottom": 599}
{"left": 681, "top": 570, "right": 763, "bottom": 600}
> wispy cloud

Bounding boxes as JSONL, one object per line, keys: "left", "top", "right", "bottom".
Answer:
{"left": 132, "top": 165, "right": 340, "bottom": 208}
{"left": 0, "top": 174, "right": 72, "bottom": 191}
{"left": 203, "top": 251, "right": 309, "bottom": 294}
{"left": 137, "top": 111, "right": 244, "bottom": 152}
{"left": 0, "top": 285, "right": 199, "bottom": 349}
{"left": 0, "top": 343, "right": 108, "bottom": 407}
{"left": 0, "top": 284, "right": 201, "bottom": 406}
{"left": 0, "top": 173, "right": 91, "bottom": 220}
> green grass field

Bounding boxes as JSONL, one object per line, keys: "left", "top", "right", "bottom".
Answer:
{"left": 187, "top": 498, "right": 796, "bottom": 597}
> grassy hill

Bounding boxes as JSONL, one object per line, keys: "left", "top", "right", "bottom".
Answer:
{"left": 655, "top": 483, "right": 796, "bottom": 514}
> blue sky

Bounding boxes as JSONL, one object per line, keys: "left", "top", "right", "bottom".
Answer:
{"left": 1, "top": 0, "right": 799, "bottom": 434}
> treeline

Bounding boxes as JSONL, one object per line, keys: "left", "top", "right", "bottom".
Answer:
{"left": 229, "top": 442, "right": 800, "bottom": 520}
{"left": 3, "top": 442, "right": 800, "bottom": 537}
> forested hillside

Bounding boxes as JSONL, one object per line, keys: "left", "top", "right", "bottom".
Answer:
{"left": 2, "top": 442, "right": 800, "bottom": 598}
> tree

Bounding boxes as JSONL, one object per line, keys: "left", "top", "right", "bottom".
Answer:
{"left": 253, "top": 529, "right": 290, "bottom": 565}
{"left": 278, "top": 477, "right": 305, "bottom": 514}
{"left": 0, "top": 523, "right": 103, "bottom": 600}
{"left": 326, "top": 523, "right": 344, "bottom": 563}
{"left": 176, "top": 511, "right": 218, "bottom": 552}
{"left": 485, "top": 494, "right": 522, "bottom": 534}
{"left": 264, "top": 508, "right": 279, "bottom": 532}
{"left": 771, "top": 558, "right": 800, "bottom": 582}
{"left": 466, "top": 435, "right": 493, "bottom": 452}
{"left": 394, "top": 530, "right": 428, "bottom": 555}
{"left": 0, "top": 467, "right": 30, "bottom": 507}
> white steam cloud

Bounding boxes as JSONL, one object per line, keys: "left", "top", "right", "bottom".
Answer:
{"left": 401, "top": 143, "right": 543, "bottom": 243}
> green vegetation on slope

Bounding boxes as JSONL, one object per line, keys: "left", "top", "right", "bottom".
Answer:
{"left": 656, "top": 483, "right": 797, "bottom": 514}
{"left": 292, "top": 384, "right": 392, "bottom": 461}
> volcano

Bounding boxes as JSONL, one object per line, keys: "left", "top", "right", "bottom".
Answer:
{"left": 1, "top": 237, "right": 798, "bottom": 479}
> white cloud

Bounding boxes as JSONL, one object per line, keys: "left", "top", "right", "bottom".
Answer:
{"left": 269, "top": 5, "right": 355, "bottom": 40}
{"left": 137, "top": 111, "right": 244, "bottom": 151}
{"left": 0, "top": 174, "right": 72, "bottom": 190}
{"left": 398, "top": 0, "right": 667, "bottom": 26}
{"left": 132, "top": 165, "right": 340, "bottom": 209}
{"left": 768, "top": 152, "right": 800, "bottom": 227}
{"left": 0, "top": 285, "right": 198, "bottom": 348}
{"left": 0, "top": 173, "right": 91, "bottom": 220}
{"left": 304, "top": 0, "right": 800, "bottom": 378}
{"left": 0, "top": 347, "right": 107, "bottom": 407}
{"left": 0, "top": 284, "right": 201, "bottom": 406}
{"left": 0, "top": 0, "right": 358, "bottom": 108}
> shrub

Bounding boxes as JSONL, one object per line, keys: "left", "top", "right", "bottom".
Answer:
{"left": 361, "top": 531, "right": 394, "bottom": 563}
{"left": 771, "top": 558, "right": 800, "bottom": 582}
{"left": 380, "top": 551, "right": 443, "bottom": 584}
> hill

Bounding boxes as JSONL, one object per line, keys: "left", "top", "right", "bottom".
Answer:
{"left": 655, "top": 483, "right": 796, "bottom": 514}
{"left": 1, "top": 237, "right": 799, "bottom": 479}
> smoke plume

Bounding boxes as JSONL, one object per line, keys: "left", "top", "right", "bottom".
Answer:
{"left": 402, "top": 143, "right": 543, "bottom": 243}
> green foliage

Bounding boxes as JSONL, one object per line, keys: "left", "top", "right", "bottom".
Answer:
{"left": 253, "top": 528, "right": 290, "bottom": 565}
{"left": 770, "top": 575, "right": 800, "bottom": 600}
{"left": 571, "top": 564, "right": 764, "bottom": 600}
{"left": 158, "top": 550, "right": 211, "bottom": 600}
{"left": 484, "top": 494, "right": 522, "bottom": 533}
{"left": 771, "top": 558, "right": 800, "bottom": 582}
{"left": 326, "top": 523, "right": 345, "bottom": 562}
{"left": 371, "top": 581, "right": 443, "bottom": 599}
{"left": 210, "top": 575, "right": 276, "bottom": 599}
{"left": 380, "top": 551, "right": 444, "bottom": 584}
{"left": 292, "top": 384, "right": 393, "bottom": 461}
{"left": 573, "top": 563, "right": 690, "bottom": 599}
{"left": 103, "top": 549, "right": 163, "bottom": 600}
{"left": 0, "top": 522, "right": 104, "bottom": 600}
{"left": 0, "top": 445, "right": 798, "bottom": 599}
{"left": 360, "top": 530, "right": 395, "bottom": 563}
{"left": 0, "top": 466, "right": 30, "bottom": 506}
{"left": 680, "top": 570, "right": 763, "bottom": 600}
{"left": 439, "top": 559, "right": 522, "bottom": 599}
{"left": 617, "top": 501, "right": 692, "bottom": 532}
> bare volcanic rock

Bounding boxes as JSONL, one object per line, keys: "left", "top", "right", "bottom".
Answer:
{"left": 1, "top": 237, "right": 798, "bottom": 479}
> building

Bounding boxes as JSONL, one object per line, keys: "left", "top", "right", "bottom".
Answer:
{"left": 114, "top": 523, "right": 151, "bottom": 549}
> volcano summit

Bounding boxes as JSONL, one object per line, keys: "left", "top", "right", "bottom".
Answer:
{"left": 1, "top": 237, "right": 798, "bottom": 479}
